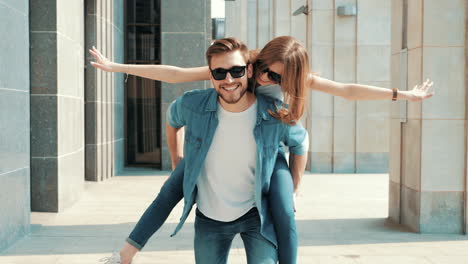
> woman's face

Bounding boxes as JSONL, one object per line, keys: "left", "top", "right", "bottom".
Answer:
{"left": 256, "top": 61, "right": 284, "bottom": 86}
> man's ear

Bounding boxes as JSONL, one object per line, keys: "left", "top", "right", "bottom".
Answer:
{"left": 207, "top": 67, "right": 215, "bottom": 86}
{"left": 247, "top": 63, "right": 253, "bottom": 78}
{"left": 209, "top": 76, "right": 215, "bottom": 88}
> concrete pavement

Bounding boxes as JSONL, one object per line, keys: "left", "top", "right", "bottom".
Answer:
{"left": 1, "top": 172, "right": 467, "bottom": 264}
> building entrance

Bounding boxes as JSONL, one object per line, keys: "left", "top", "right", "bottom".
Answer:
{"left": 125, "top": 0, "right": 161, "bottom": 168}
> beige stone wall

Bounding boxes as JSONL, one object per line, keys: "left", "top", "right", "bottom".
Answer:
{"left": 390, "top": 0, "right": 466, "bottom": 233}
{"left": 160, "top": 0, "right": 212, "bottom": 170}
{"left": 0, "top": 0, "right": 31, "bottom": 251}
{"left": 225, "top": 0, "right": 391, "bottom": 173}
{"left": 30, "top": 0, "right": 85, "bottom": 212}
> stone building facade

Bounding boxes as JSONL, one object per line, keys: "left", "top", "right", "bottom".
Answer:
{"left": 0, "top": 0, "right": 211, "bottom": 252}
{"left": 225, "top": 0, "right": 468, "bottom": 233}
{"left": 226, "top": 0, "right": 393, "bottom": 173}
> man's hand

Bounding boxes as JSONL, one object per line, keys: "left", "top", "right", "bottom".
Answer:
{"left": 89, "top": 46, "right": 118, "bottom": 72}
{"left": 119, "top": 242, "right": 139, "bottom": 264}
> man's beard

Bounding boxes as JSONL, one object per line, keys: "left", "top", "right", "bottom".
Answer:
{"left": 217, "top": 82, "right": 249, "bottom": 104}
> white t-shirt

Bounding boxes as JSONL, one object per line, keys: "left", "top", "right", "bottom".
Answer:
{"left": 196, "top": 100, "right": 258, "bottom": 222}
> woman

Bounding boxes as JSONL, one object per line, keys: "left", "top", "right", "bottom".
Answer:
{"left": 92, "top": 36, "right": 433, "bottom": 264}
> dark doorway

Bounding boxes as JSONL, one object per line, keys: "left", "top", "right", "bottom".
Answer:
{"left": 125, "top": 0, "right": 161, "bottom": 168}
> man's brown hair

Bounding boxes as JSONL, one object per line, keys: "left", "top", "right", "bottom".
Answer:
{"left": 206, "top": 37, "right": 250, "bottom": 67}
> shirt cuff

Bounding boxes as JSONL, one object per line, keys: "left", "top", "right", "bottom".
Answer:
{"left": 166, "top": 101, "right": 184, "bottom": 129}
{"left": 289, "top": 132, "right": 309, "bottom": 155}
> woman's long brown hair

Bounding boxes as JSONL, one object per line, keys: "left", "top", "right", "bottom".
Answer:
{"left": 252, "top": 36, "right": 310, "bottom": 125}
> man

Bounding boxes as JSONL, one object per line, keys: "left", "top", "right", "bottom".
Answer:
{"left": 112, "top": 38, "right": 308, "bottom": 264}
{"left": 166, "top": 37, "right": 308, "bottom": 263}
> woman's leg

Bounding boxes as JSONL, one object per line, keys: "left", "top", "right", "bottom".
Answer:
{"left": 269, "top": 153, "right": 297, "bottom": 264}
{"left": 126, "top": 159, "right": 185, "bottom": 249}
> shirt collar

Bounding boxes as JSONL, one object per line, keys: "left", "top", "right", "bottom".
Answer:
{"left": 204, "top": 89, "right": 219, "bottom": 112}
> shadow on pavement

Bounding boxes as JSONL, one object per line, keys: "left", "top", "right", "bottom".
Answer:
{"left": 2, "top": 217, "right": 467, "bottom": 256}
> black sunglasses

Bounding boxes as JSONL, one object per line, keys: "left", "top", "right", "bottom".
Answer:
{"left": 210, "top": 65, "right": 248, "bottom": 80}
{"left": 262, "top": 68, "right": 282, "bottom": 84}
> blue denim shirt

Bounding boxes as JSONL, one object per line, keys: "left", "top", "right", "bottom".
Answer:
{"left": 166, "top": 88, "right": 308, "bottom": 247}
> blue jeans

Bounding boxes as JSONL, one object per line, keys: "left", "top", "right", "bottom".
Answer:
{"left": 127, "top": 155, "right": 297, "bottom": 264}
{"left": 126, "top": 160, "right": 185, "bottom": 249}
{"left": 195, "top": 208, "right": 277, "bottom": 264}
{"left": 269, "top": 153, "right": 297, "bottom": 263}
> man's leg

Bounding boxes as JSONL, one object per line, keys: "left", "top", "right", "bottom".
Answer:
{"left": 194, "top": 209, "right": 237, "bottom": 264}
{"left": 239, "top": 210, "right": 278, "bottom": 264}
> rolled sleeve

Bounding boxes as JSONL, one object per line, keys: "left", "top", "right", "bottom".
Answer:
{"left": 284, "top": 124, "right": 309, "bottom": 155}
{"left": 166, "top": 97, "right": 185, "bottom": 128}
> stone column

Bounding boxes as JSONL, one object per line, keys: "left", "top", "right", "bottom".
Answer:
{"left": 225, "top": 0, "right": 249, "bottom": 44}
{"left": 389, "top": 0, "right": 466, "bottom": 233}
{"left": 309, "top": 0, "right": 336, "bottom": 173}
{"left": 355, "top": 0, "right": 392, "bottom": 173}
{"left": 85, "top": 0, "right": 124, "bottom": 181}
{"left": 308, "top": 0, "right": 391, "bottom": 173}
{"left": 160, "top": 0, "right": 211, "bottom": 170}
{"left": 332, "top": 0, "right": 357, "bottom": 173}
{"left": 113, "top": 0, "right": 125, "bottom": 175}
{"left": 0, "top": 0, "right": 30, "bottom": 250}
{"left": 30, "top": 0, "right": 85, "bottom": 212}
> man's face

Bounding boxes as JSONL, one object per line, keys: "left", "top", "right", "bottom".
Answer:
{"left": 209, "top": 50, "right": 253, "bottom": 105}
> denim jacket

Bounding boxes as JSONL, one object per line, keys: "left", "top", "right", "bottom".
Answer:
{"left": 166, "top": 88, "right": 308, "bottom": 247}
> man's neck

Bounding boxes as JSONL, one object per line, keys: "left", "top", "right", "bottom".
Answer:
{"left": 219, "top": 92, "right": 256, "bottom": 113}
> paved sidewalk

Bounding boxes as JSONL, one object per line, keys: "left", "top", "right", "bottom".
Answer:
{"left": 1, "top": 172, "right": 467, "bottom": 264}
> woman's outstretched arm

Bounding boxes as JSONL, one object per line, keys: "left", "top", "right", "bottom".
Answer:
{"left": 89, "top": 47, "right": 210, "bottom": 83}
{"left": 308, "top": 74, "right": 434, "bottom": 102}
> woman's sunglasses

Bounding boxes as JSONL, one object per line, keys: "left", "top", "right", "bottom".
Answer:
{"left": 210, "top": 65, "right": 248, "bottom": 80}
{"left": 262, "top": 68, "right": 282, "bottom": 84}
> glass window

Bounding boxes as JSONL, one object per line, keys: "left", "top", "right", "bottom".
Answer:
{"left": 125, "top": 0, "right": 161, "bottom": 168}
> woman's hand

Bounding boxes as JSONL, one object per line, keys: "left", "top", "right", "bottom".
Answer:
{"left": 89, "top": 46, "right": 118, "bottom": 72}
{"left": 406, "top": 79, "right": 434, "bottom": 102}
